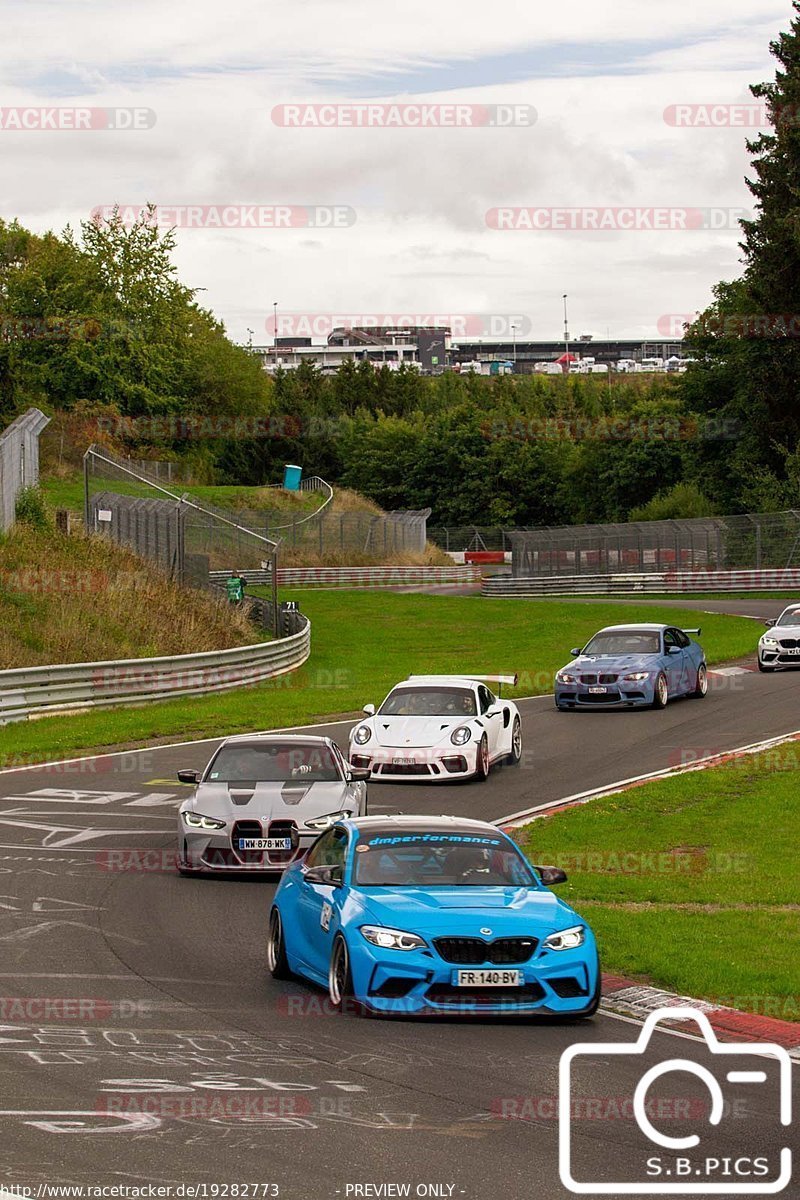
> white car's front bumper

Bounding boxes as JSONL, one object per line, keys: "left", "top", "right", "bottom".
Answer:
{"left": 349, "top": 742, "right": 479, "bottom": 782}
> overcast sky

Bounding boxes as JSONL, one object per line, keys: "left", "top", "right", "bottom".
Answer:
{"left": 1, "top": 0, "right": 792, "bottom": 343}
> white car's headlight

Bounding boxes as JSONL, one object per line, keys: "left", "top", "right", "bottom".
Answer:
{"left": 622, "top": 671, "right": 650, "bottom": 681}
{"left": 557, "top": 672, "right": 577, "bottom": 684}
{"left": 182, "top": 812, "right": 226, "bottom": 830}
{"left": 360, "top": 925, "right": 427, "bottom": 951}
{"left": 543, "top": 925, "right": 585, "bottom": 952}
{"left": 304, "top": 810, "right": 350, "bottom": 830}
{"left": 761, "top": 637, "right": 778, "bottom": 647}
{"left": 353, "top": 725, "right": 372, "bottom": 745}
{"left": 450, "top": 726, "right": 471, "bottom": 746}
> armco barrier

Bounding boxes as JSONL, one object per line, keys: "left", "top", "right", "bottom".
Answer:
{"left": 482, "top": 569, "right": 800, "bottom": 597}
{"left": 0, "top": 615, "right": 310, "bottom": 724}
{"left": 211, "top": 565, "right": 483, "bottom": 589}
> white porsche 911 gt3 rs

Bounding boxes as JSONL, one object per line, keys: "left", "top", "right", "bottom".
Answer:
{"left": 348, "top": 674, "right": 522, "bottom": 782}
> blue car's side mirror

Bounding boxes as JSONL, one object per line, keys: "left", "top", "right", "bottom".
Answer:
{"left": 535, "top": 864, "right": 568, "bottom": 886}
{"left": 667, "top": 646, "right": 681, "bottom": 655}
{"left": 304, "top": 864, "right": 343, "bottom": 886}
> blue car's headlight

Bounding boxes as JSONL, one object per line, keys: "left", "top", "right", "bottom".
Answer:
{"left": 556, "top": 672, "right": 577, "bottom": 684}
{"left": 360, "top": 925, "right": 427, "bottom": 951}
{"left": 450, "top": 726, "right": 471, "bottom": 746}
{"left": 543, "top": 925, "right": 585, "bottom": 951}
{"left": 182, "top": 811, "right": 226, "bottom": 830}
{"left": 622, "top": 671, "right": 651, "bottom": 681}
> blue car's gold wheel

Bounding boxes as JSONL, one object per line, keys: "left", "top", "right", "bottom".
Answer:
{"left": 329, "top": 935, "right": 356, "bottom": 1012}
{"left": 691, "top": 663, "right": 708, "bottom": 698}
{"left": 652, "top": 672, "right": 669, "bottom": 709}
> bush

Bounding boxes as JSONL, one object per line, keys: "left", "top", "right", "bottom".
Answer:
{"left": 15, "top": 486, "right": 51, "bottom": 531}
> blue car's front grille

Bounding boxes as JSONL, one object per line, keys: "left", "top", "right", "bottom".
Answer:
{"left": 433, "top": 936, "right": 537, "bottom": 965}
{"left": 425, "top": 982, "right": 546, "bottom": 1007}
{"left": 579, "top": 673, "right": 619, "bottom": 685}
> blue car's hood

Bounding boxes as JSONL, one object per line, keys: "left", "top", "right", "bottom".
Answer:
{"left": 359, "top": 885, "right": 577, "bottom": 936}
{"left": 568, "top": 652, "right": 658, "bottom": 672}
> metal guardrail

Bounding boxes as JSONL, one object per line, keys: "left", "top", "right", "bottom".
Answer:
{"left": 212, "top": 566, "right": 483, "bottom": 589}
{"left": 482, "top": 570, "right": 800, "bottom": 597}
{"left": 0, "top": 616, "right": 311, "bottom": 724}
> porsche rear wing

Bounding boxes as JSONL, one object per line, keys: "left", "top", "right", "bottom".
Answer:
{"left": 681, "top": 628, "right": 702, "bottom": 636}
{"left": 407, "top": 673, "right": 518, "bottom": 690}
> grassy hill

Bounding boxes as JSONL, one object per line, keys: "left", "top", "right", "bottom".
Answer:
{"left": 0, "top": 520, "right": 257, "bottom": 669}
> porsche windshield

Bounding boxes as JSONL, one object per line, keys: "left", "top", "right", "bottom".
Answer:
{"left": 353, "top": 833, "right": 535, "bottom": 887}
{"left": 582, "top": 629, "right": 661, "bottom": 656}
{"left": 205, "top": 742, "right": 341, "bottom": 783}
{"left": 379, "top": 686, "right": 477, "bottom": 718}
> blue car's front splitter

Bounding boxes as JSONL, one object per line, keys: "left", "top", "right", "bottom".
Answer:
{"left": 555, "top": 685, "right": 655, "bottom": 710}
{"left": 350, "top": 947, "right": 599, "bottom": 1018}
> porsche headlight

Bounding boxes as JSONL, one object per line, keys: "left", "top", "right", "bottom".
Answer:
{"left": 556, "top": 672, "right": 577, "bottom": 684}
{"left": 622, "top": 671, "right": 650, "bottom": 681}
{"left": 761, "top": 636, "right": 778, "bottom": 647}
{"left": 543, "top": 925, "right": 585, "bottom": 952}
{"left": 360, "top": 925, "right": 427, "bottom": 951}
{"left": 450, "top": 726, "right": 471, "bottom": 746}
{"left": 304, "top": 810, "right": 350, "bottom": 830}
{"left": 182, "top": 811, "right": 226, "bottom": 830}
{"left": 353, "top": 725, "right": 372, "bottom": 745}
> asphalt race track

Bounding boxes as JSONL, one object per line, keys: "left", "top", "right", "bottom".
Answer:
{"left": 1, "top": 610, "right": 798, "bottom": 1198}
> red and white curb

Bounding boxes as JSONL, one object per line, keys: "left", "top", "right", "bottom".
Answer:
{"left": 495, "top": 730, "right": 800, "bottom": 1056}
{"left": 601, "top": 976, "right": 800, "bottom": 1061}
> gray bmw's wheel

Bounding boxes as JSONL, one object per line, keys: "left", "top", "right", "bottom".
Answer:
{"left": 652, "top": 673, "right": 669, "bottom": 709}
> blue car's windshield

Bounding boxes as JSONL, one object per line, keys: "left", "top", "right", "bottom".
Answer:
{"left": 582, "top": 630, "right": 661, "bottom": 656}
{"left": 353, "top": 832, "right": 535, "bottom": 887}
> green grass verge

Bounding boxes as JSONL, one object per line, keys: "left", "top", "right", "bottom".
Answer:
{"left": 515, "top": 748, "right": 800, "bottom": 1020}
{"left": 40, "top": 477, "right": 319, "bottom": 516}
{"left": 0, "top": 591, "right": 757, "bottom": 767}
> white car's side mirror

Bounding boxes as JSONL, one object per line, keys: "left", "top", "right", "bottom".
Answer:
{"left": 363, "top": 703, "right": 376, "bottom": 716}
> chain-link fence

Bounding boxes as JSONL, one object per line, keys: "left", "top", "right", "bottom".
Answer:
{"left": 508, "top": 512, "right": 800, "bottom": 577}
{"left": 428, "top": 527, "right": 512, "bottom": 553}
{"left": 0, "top": 408, "right": 50, "bottom": 530}
{"left": 84, "top": 447, "right": 280, "bottom": 631}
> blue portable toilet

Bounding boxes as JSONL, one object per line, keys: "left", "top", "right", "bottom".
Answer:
{"left": 283, "top": 463, "right": 302, "bottom": 491}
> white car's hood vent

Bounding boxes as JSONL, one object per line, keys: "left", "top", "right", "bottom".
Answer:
{"left": 375, "top": 716, "right": 458, "bottom": 748}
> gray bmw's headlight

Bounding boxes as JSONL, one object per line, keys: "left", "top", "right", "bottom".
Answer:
{"left": 761, "top": 637, "right": 778, "bottom": 647}
{"left": 556, "top": 672, "right": 576, "bottom": 683}
{"left": 543, "top": 925, "right": 585, "bottom": 952}
{"left": 450, "top": 726, "right": 471, "bottom": 746}
{"left": 182, "top": 812, "right": 226, "bottom": 830}
{"left": 353, "top": 725, "right": 372, "bottom": 745}
{"left": 360, "top": 925, "right": 427, "bottom": 951}
{"left": 304, "top": 810, "right": 349, "bottom": 830}
{"left": 622, "top": 671, "right": 650, "bottom": 681}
